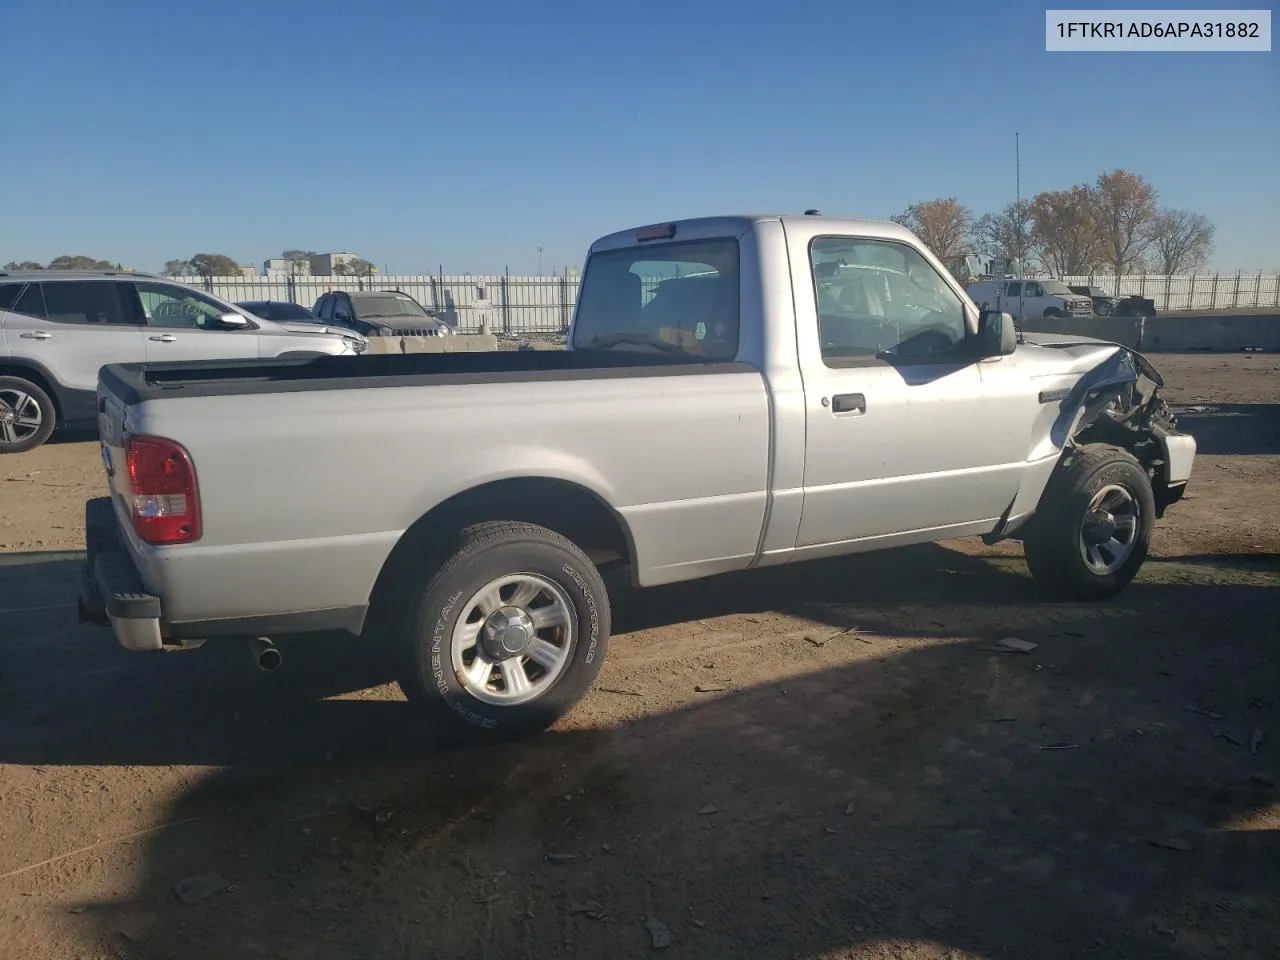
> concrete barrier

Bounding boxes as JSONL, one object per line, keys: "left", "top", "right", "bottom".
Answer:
{"left": 1142, "top": 313, "right": 1280, "bottom": 352}
{"left": 363, "top": 334, "right": 499, "bottom": 355}
{"left": 1018, "top": 313, "right": 1279, "bottom": 352}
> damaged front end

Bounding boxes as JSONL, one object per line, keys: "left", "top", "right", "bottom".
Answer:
{"left": 985, "top": 342, "right": 1197, "bottom": 545}
{"left": 1063, "top": 347, "right": 1195, "bottom": 519}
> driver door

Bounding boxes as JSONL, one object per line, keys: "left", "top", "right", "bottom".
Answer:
{"left": 127, "top": 282, "right": 262, "bottom": 363}
{"left": 788, "top": 228, "right": 1014, "bottom": 552}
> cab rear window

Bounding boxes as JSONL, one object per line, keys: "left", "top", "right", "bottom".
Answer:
{"left": 571, "top": 239, "right": 740, "bottom": 360}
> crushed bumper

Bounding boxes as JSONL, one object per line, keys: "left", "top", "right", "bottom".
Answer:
{"left": 77, "top": 497, "right": 165, "bottom": 652}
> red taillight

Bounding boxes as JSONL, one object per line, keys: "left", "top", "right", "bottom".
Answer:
{"left": 124, "top": 434, "right": 201, "bottom": 545}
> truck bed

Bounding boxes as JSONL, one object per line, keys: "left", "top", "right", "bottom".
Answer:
{"left": 98, "top": 350, "right": 754, "bottom": 404}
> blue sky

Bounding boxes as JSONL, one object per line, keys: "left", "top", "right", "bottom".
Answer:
{"left": 1, "top": 0, "right": 1276, "bottom": 274}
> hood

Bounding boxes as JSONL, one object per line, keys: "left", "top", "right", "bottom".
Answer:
{"left": 277, "top": 321, "right": 365, "bottom": 339}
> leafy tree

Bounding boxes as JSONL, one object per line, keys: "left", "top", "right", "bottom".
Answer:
{"left": 188, "top": 253, "right": 241, "bottom": 277}
{"left": 281, "top": 249, "right": 316, "bottom": 276}
{"left": 3, "top": 260, "right": 43, "bottom": 271}
{"left": 890, "top": 198, "right": 972, "bottom": 260}
{"left": 163, "top": 259, "right": 194, "bottom": 276}
{"left": 1031, "top": 186, "right": 1104, "bottom": 275}
{"left": 1092, "top": 169, "right": 1158, "bottom": 276}
{"left": 1147, "top": 209, "right": 1215, "bottom": 274}
{"left": 47, "top": 254, "right": 115, "bottom": 270}
{"left": 973, "top": 200, "right": 1038, "bottom": 264}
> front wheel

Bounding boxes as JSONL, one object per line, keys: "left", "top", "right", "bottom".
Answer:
{"left": 396, "top": 521, "right": 610, "bottom": 740}
{"left": 1023, "top": 444, "right": 1155, "bottom": 599}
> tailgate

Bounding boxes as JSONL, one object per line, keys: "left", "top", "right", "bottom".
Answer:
{"left": 95, "top": 382, "right": 134, "bottom": 527}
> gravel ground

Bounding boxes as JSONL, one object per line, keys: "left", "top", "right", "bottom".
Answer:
{"left": 0, "top": 353, "right": 1276, "bottom": 960}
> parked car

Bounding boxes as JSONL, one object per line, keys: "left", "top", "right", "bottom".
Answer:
{"left": 313, "top": 289, "right": 452, "bottom": 337}
{"left": 0, "top": 271, "right": 367, "bottom": 453}
{"left": 965, "top": 278, "right": 1094, "bottom": 320}
{"left": 78, "top": 213, "right": 1196, "bottom": 741}
{"left": 1068, "top": 285, "right": 1118, "bottom": 316}
{"left": 1113, "top": 293, "right": 1158, "bottom": 319}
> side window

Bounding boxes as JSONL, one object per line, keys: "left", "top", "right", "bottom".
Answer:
{"left": 335, "top": 295, "right": 353, "bottom": 320}
{"left": 1005, "top": 282, "right": 1022, "bottom": 297}
{"left": 41, "top": 281, "right": 128, "bottom": 325}
{"left": 134, "top": 282, "right": 236, "bottom": 330}
{"left": 809, "top": 237, "right": 968, "bottom": 365}
{"left": 1025, "top": 282, "right": 1044, "bottom": 298}
{"left": 315, "top": 295, "right": 331, "bottom": 319}
{"left": 0, "top": 283, "right": 25, "bottom": 311}
{"left": 12, "top": 284, "right": 47, "bottom": 319}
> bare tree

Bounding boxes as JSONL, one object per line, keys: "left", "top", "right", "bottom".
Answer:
{"left": 890, "top": 198, "right": 972, "bottom": 260}
{"left": 163, "top": 259, "right": 193, "bottom": 276}
{"left": 3, "top": 260, "right": 44, "bottom": 271}
{"left": 1031, "top": 186, "right": 1104, "bottom": 275}
{"left": 1147, "top": 209, "right": 1215, "bottom": 274}
{"left": 332, "top": 258, "right": 376, "bottom": 278}
{"left": 1093, "top": 169, "right": 1158, "bottom": 276}
{"left": 973, "top": 200, "right": 1038, "bottom": 264}
{"left": 281, "top": 249, "right": 316, "bottom": 276}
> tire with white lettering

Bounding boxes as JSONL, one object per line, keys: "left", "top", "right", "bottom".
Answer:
{"left": 1023, "top": 444, "right": 1155, "bottom": 600}
{"left": 396, "top": 521, "right": 610, "bottom": 739}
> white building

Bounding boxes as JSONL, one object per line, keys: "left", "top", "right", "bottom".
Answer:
{"left": 264, "top": 257, "right": 311, "bottom": 277}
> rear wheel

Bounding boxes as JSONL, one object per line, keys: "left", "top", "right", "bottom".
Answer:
{"left": 0, "top": 376, "right": 56, "bottom": 454}
{"left": 395, "top": 521, "right": 610, "bottom": 740}
{"left": 1023, "top": 444, "right": 1155, "bottom": 599}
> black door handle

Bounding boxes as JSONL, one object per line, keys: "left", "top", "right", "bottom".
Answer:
{"left": 831, "top": 393, "right": 866, "bottom": 414}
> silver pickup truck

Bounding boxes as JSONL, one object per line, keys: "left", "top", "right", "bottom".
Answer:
{"left": 78, "top": 213, "right": 1196, "bottom": 739}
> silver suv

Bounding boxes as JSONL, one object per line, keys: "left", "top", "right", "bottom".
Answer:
{"left": 0, "top": 271, "right": 367, "bottom": 453}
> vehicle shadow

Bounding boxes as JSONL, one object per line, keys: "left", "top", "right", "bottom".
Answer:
{"left": 1171, "top": 403, "right": 1280, "bottom": 456}
{"left": 1, "top": 546, "right": 1277, "bottom": 958}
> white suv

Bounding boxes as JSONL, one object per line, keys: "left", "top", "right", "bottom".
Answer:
{"left": 0, "top": 271, "right": 367, "bottom": 453}
{"left": 964, "top": 278, "right": 1094, "bottom": 321}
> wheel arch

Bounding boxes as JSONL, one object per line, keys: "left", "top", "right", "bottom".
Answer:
{"left": 365, "top": 476, "right": 638, "bottom": 626}
{"left": 0, "top": 358, "right": 65, "bottom": 422}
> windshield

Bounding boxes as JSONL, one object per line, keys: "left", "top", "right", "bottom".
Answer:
{"left": 1041, "top": 280, "right": 1074, "bottom": 296}
{"left": 571, "top": 238, "right": 740, "bottom": 360}
{"left": 353, "top": 295, "right": 427, "bottom": 317}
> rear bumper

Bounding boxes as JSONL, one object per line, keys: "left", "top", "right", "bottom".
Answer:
{"left": 77, "top": 497, "right": 369, "bottom": 649}
{"left": 78, "top": 498, "right": 166, "bottom": 651}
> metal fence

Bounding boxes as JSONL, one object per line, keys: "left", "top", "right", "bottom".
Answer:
{"left": 1060, "top": 272, "right": 1280, "bottom": 312}
{"left": 176, "top": 269, "right": 1279, "bottom": 333}
{"left": 176, "top": 272, "right": 578, "bottom": 335}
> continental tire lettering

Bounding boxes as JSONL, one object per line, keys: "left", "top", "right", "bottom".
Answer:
{"left": 562, "top": 562, "right": 602, "bottom": 665}
{"left": 430, "top": 590, "right": 464, "bottom": 698}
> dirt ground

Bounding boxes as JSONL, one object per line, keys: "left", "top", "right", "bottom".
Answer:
{"left": 1, "top": 353, "right": 1277, "bottom": 960}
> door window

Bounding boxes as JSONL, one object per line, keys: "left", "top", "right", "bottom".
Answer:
{"left": 0, "top": 283, "right": 25, "bottom": 311}
{"left": 11, "top": 284, "right": 46, "bottom": 319}
{"left": 1025, "top": 282, "right": 1044, "bottom": 298}
{"left": 334, "top": 294, "right": 354, "bottom": 321}
{"left": 315, "top": 295, "right": 332, "bottom": 319}
{"left": 134, "top": 282, "right": 238, "bottom": 330}
{"left": 41, "top": 281, "right": 129, "bottom": 325}
{"left": 1005, "top": 281, "right": 1022, "bottom": 297}
{"left": 810, "top": 237, "right": 968, "bottom": 365}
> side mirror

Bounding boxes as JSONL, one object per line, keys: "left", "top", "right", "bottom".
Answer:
{"left": 217, "top": 311, "right": 251, "bottom": 329}
{"left": 977, "top": 309, "right": 1017, "bottom": 357}
{"left": 334, "top": 311, "right": 352, "bottom": 323}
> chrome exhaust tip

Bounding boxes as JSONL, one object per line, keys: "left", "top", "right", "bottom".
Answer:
{"left": 250, "top": 636, "right": 282, "bottom": 672}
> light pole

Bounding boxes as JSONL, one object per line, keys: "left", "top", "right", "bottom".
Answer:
{"left": 537, "top": 247, "right": 543, "bottom": 276}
